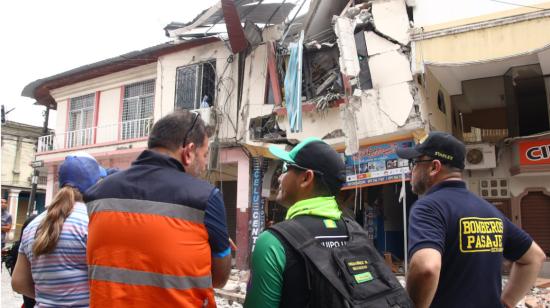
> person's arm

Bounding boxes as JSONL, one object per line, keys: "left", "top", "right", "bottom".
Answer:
{"left": 501, "top": 242, "right": 546, "bottom": 307}
{"left": 11, "top": 253, "right": 35, "bottom": 299}
{"left": 1, "top": 215, "right": 12, "bottom": 232}
{"left": 405, "top": 201, "right": 446, "bottom": 308}
{"left": 244, "top": 231, "right": 286, "bottom": 308}
{"left": 204, "top": 188, "right": 231, "bottom": 288}
{"left": 406, "top": 248, "right": 441, "bottom": 308}
{"left": 211, "top": 254, "right": 231, "bottom": 288}
{"left": 1, "top": 223, "right": 11, "bottom": 232}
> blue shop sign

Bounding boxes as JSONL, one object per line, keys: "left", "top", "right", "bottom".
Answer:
{"left": 343, "top": 139, "right": 413, "bottom": 189}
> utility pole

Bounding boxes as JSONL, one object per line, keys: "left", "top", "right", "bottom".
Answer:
{"left": 28, "top": 106, "right": 49, "bottom": 216}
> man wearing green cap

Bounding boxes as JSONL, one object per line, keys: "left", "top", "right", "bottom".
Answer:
{"left": 244, "top": 137, "right": 348, "bottom": 308}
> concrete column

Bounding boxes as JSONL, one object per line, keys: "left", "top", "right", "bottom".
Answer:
{"left": 235, "top": 151, "right": 250, "bottom": 270}
{"left": 220, "top": 147, "right": 251, "bottom": 269}
{"left": 7, "top": 189, "right": 21, "bottom": 240}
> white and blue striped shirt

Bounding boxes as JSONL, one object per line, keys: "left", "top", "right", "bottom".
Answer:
{"left": 20, "top": 202, "right": 89, "bottom": 307}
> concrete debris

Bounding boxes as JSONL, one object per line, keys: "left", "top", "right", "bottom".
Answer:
{"left": 343, "top": 2, "right": 370, "bottom": 19}
{"left": 536, "top": 278, "right": 550, "bottom": 289}
{"left": 365, "top": 31, "right": 400, "bottom": 56}
{"left": 502, "top": 278, "right": 550, "bottom": 308}
{"left": 368, "top": 50, "right": 412, "bottom": 88}
{"left": 313, "top": 92, "right": 343, "bottom": 110}
{"left": 215, "top": 269, "right": 249, "bottom": 306}
{"left": 371, "top": 0, "right": 410, "bottom": 45}
{"left": 379, "top": 83, "right": 414, "bottom": 126}
{"left": 356, "top": 9, "right": 373, "bottom": 25}
{"left": 334, "top": 17, "right": 361, "bottom": 77}
{"left": 213, "top": 272, "right": 550, "bottom": 308}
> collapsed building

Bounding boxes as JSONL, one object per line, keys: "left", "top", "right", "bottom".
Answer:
{"left": 23, "top": 0, "right": 550, "bottom": 270}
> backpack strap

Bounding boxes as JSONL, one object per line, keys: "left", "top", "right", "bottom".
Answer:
{"left": 342, "top": 217, "right": 370, "bottom": 242}
{"left": 269, "top": 218, "right": 353, "bottom": 302}
{"left": 270, "top": 219, "right": 317, "bottom": 290}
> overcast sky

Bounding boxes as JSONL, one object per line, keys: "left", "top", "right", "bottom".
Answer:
{"left": 0, "top": 0, "right": 218, "bottom": 129}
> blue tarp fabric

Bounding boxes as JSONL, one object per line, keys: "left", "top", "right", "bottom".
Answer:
{"left": 284, "top": 31, "right": 304, "bottom": 133}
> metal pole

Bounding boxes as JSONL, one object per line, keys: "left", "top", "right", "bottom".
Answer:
{"left": 401, "top": 172, "right": 408, "bottom": 275}
{"left": 28, "top": 106, "right": 50, "bottom": 216}
{"left": 27, "top": 169, "right": 38, "bottom": 216}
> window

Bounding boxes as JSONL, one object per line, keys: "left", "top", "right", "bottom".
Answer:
{"left": 121, "top": 80, "right": 155, "bottom": 140}
{"left": 175, "top": 60, "right": 216, "bottom": 110}
{"left": 67, "top": 93, "right": 95, "bottom": 148}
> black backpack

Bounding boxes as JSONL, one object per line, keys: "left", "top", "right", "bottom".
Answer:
{"left": 270, "top": 217, "right": 414, "bottom": 308}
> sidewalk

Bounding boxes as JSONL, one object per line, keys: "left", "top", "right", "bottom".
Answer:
{"left": 1, "top": 265, "right": 23, "bottom": 307}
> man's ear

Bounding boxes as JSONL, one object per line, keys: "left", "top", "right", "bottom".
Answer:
{"left": 180, "top": 143, "right": 196, "bottom": 167}
{"left": 429, "top": 160, "right": 442, "bottom": 176}
{"left": 300, "top": 170, "right": 316, "bottom": 189}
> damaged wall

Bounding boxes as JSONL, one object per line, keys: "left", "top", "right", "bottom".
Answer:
{"left": 241, "top": 0, "right": 425, "bottom": 152}
{"left": 331, "top": 0, "right": 422, "bottom": 147}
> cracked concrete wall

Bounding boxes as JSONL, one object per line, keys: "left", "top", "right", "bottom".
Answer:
{"left": 372, "top": 0, "right": 411, "bottom": 45}
{"left": 242, "top": 0, "right": 424, "bottom": 151}
{"left": 334, "top": 0, "right": 421, "bottom": 151}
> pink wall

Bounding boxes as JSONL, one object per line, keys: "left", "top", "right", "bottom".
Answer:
{"left": 220, "top": 147, "right": 250, "bottom": 269}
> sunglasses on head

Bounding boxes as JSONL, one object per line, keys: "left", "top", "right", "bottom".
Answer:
{"left": 182, "top": 111, "right": 201, "bottom": 146}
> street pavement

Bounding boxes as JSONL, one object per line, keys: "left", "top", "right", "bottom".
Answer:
{"left": 1, "top": 264, "right": 23, "bottom": 307}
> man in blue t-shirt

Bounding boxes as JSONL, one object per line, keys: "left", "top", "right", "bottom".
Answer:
{"left": 397, "top": 131, "right": 546, "bottom": 308}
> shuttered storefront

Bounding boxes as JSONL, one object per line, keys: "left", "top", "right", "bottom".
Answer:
{"left": 521, "top": 192, "right": 550, "bottom": 254}
{"left": 489, "top": 199, "right": 512, "bottom": 220}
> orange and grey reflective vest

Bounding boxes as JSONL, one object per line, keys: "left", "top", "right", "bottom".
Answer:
{"left": 85, "top": 150, "right": 216, "bottom": 307}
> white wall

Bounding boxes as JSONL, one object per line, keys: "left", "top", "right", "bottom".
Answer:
{"left": 413, "top": 0, "right": 549, "bottom": 27}
{"left": 51, "top": 63, "right": 157, "bottom": 138}
{"left": 156, "top": 41, "right": 239, "bottom": 141}
{"left": 465, "top": 143, "right": 550, "bottom": 197}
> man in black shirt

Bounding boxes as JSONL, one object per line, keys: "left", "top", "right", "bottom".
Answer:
{"left": 397, "top": 131, "right": 546, "bottom": 308}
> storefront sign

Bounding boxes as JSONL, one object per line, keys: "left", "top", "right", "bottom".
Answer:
{"left": 343, "top": 140, "right": 413, "bottom": 188}
{"left": 519, "top": 139, "right": 550, "bottom": 166}
{"left": 250, "top": 158, "right": 265, "bottom": 253}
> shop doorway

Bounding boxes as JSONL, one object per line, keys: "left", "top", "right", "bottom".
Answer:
{"left": 521, "top": 191, "right": 550, "bottom": 254}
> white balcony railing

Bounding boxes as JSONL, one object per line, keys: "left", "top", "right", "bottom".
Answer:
{"left": 37, "top": 118, "right": 153, "bottom": 153}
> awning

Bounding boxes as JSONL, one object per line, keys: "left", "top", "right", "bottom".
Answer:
{"left": 425, "top": 43, "right": 550, "bottom": 96}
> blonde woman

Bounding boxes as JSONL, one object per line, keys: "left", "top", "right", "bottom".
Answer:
{"left": 12, "top": 154, "right": 102, "bottom": 307}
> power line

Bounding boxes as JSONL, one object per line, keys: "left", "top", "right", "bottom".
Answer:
{"left": 488, "top": 0, "right": 547, "bottom": 10}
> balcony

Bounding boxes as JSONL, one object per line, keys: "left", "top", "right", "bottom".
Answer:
{"left": 38, "top": 118, "right": 153, "bottom": 153}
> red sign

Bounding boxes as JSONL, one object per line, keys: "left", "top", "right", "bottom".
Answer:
{"left": 519, "top": 139, "right": 550, "bottom": 166}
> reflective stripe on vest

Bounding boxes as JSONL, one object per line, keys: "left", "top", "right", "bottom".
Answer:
{"left": 89, "top": 265, "right": 212, "bottom": 290}
{"left": 87, "top": 198, "right": 205, "bottom": 223}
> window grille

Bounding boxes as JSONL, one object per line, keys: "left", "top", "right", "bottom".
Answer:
{"left": 175, "top": 60, "right": 216, "bottom": 110}
{"left": 121, "top": 79, "right": 155, "bottom": 140}
{"left": 68, "top": 93, "right": 95, "bottom": 148}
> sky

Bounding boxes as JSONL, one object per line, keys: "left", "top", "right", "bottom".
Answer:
{"left": 0, "top": 0, "right": 218, "bottom": 129}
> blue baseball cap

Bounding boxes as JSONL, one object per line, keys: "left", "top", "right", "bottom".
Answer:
{"left": 59, "top": 155, "right": 101, "bottom": 193}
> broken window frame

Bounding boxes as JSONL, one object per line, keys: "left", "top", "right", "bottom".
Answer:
{"left": 175, "top": 60, "right": 216, "bottom": 110}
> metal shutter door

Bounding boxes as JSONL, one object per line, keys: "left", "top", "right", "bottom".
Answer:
{"left": 521, "top": 192, "right": 550, "bottom": 254}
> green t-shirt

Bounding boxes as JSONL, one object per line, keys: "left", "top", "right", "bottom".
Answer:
{"left": 244, "top": 196, "right": 342, "bottom": 308}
